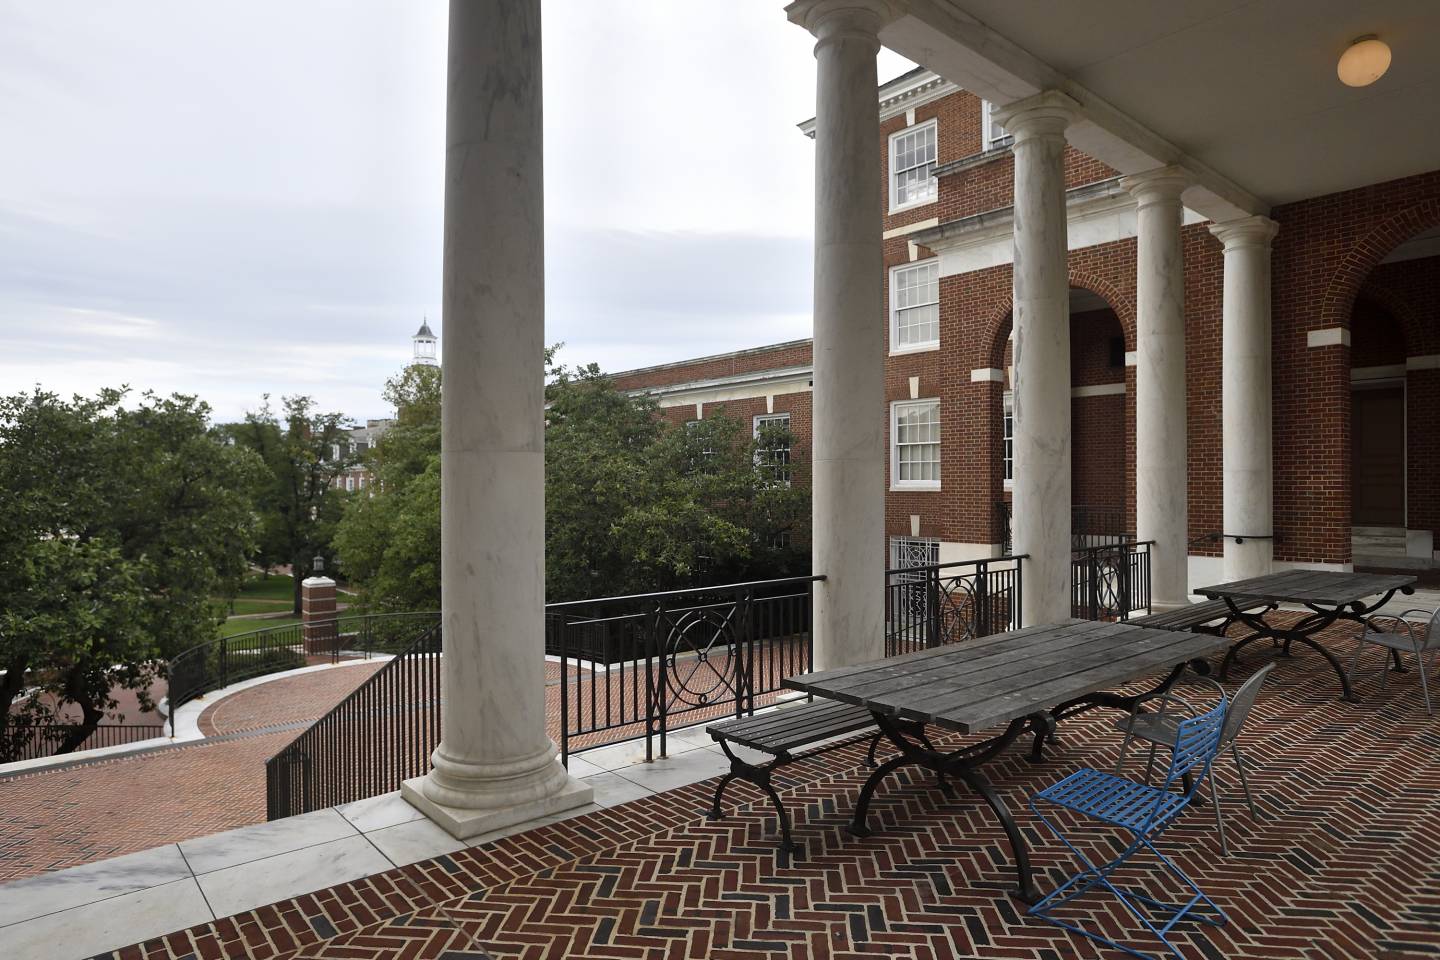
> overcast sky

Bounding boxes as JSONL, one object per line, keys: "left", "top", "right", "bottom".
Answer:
{"left": 0, "top": 1, "right": 913, "bottom": 423}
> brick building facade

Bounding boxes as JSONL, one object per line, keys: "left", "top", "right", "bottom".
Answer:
{"left": 612, "top": 68, "right": 1440, "bottom": 584}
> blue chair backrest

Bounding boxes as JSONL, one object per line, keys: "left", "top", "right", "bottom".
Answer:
{"left": 1158, "top": 692, "right": 1228, "bottom": 802}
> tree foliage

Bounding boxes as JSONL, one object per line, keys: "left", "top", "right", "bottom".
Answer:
{"left": 229, "top": 395, "right": 353, "bottom": 614}
{"left": 0, "top": 389, "right": 261, "bottom": 757}
{"left": 333, "top": 358, "right": 810, "bottom": 610}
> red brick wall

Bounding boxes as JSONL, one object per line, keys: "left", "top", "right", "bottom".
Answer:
{"left": 609, "top": 341, "right": 812, "bottom": 392}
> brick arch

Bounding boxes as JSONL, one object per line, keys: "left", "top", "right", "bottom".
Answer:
{"left": 1319, "top": 197, "right": 1440, "bottom": 334}
{"left": 1356, "top": 280, "right": 1429, "bottom": 358}
{"left": 980, "top": 268, "right": 1137, "bottom": 368}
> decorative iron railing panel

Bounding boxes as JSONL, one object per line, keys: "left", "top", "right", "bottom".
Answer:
{"left": 166, "top": 612, "right": 441, "bottom": 733}
{"left": 883, "top": 556, "right": 1025, "bottom": 657}
{"left": 549, "top": 577, "right": 820, "bottom": 763}
{"left": 1071, "top": 540, "right": 1153, "bottom": 622}
{"left": 2, "top": 722, "right": 168, "bottom": 764}
{"left": 265, "top": 622, "right": 442, "bottom": 820}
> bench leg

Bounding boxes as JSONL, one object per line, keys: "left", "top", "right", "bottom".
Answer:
{"left": 710, "top": 740, "right": 802, "bottom": 858}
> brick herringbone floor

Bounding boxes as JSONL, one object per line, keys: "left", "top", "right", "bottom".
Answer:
{"left": 106, "top": 620, "right": 1440, "bottom": 960}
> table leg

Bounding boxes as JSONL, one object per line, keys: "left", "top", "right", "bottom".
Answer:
{"left": 1218, "top": 599, "right": 1361, "bottom": 700}
{"left": 847, "top": 713, "right": 1041, "bottom": 903}
{"left": 1031, "top": 661, "right": 1192, "bottom": 763}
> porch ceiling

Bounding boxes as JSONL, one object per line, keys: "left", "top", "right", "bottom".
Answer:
{"left": 881, "top": 0, "right": 1440, "bottom": 212}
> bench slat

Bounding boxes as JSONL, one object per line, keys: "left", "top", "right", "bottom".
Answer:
{"left": 709, "top": 701, "right": 876, "bottom": 754}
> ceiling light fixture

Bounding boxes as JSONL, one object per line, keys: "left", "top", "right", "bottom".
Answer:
{"left": 1337, "top": 35, "right": 1391, "bottom": 87}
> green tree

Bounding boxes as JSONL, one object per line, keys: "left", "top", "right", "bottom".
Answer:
{"left": 233, "top": 395, "right": 353, "bottom": 614}
{"left": 0, "top": 389, "right": 261, "bottom": 757}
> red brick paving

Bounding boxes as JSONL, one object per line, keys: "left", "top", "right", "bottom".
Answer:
{"left": 198, "top": 663, "right": 387, "bottom": 736}
{"left": 105, "top": 618, "right": 1440, "bottom": 960}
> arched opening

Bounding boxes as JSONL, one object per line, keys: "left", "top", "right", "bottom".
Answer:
{"left": 1347, "top": 224, "right": 1440, "bottom": 568}
{"left": 997, "top": 286, "right": 1134, "bottom": 550}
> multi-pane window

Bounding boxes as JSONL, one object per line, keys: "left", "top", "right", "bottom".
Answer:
{"left": 890, "top": 260, "right": 940, "bottom": 352}
{"left": 753, "top": 413, "right": 792, "bottom": 487}
{"left": 892, "top": 400, "right": 941, "bottom": 489}
{"left": 982, "top": 100, "right": 1013, "bottom": 151}
{"left": 1002, "top": 393, "right": 1014, "bottom": 485}
{"left": 889, "top": 120, "right": 937, "bottom": 210}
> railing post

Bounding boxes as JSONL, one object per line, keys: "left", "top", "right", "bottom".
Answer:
{"left": 975, "top": 560, "right": 991, "bottom": 637}
{"left": 926, "top": 569, "right": 941, "bottom": 649}
{"left": 557, "top": 616, "right": 570, "bottom": 766}
{"left": 219, "top": 637, "right": 228, "bottom": 691}
{"left": 1087, "top": 550, "right": 1100, "bottom": 621}
{"left": 739, "top": 587, "right": 755, "bottom": 717}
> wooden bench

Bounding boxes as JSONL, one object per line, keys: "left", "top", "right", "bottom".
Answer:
{"left": 706, "top": 701, "right": 944, "bottom": 857}
{"left": 1130, "top": 598, "right": 1273, "bottom": 635}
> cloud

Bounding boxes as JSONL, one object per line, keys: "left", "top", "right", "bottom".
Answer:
{"left": 0, "top": 0, "right": 914, "bottom": 422}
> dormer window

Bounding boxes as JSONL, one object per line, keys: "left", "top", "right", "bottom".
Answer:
{"left": 888, "top": 119, "right": 937, "bottom": 212}
{"left": 982, "top": 100, "right": 1013, "bottom": 151}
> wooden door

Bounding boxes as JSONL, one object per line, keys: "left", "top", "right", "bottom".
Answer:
{"left": 1351, "top": 385, "right": 1405, "bottom": 526}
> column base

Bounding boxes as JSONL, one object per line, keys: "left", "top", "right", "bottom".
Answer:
{"left": 401, "top": 774, "right": 593, "bottom": 840}
{"left": 1149, "top": 598, "right": 1193, "bottom": 614}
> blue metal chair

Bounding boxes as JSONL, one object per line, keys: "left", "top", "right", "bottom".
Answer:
{"left": 1028, "top": 681, "right": 1229, "bottom": 960}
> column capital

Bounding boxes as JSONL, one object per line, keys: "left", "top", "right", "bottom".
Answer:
{"left": 990, "top": 90, "right": 1081, "bottom": 144}
{"left": 1120, "top": 165, "right": 1190, "bottom": 208}
{"left": 786, "top": 0, "right": 902, "bottom": 47}
{"left": 1209, "top": 214, "right": 1278, "bottom": 250}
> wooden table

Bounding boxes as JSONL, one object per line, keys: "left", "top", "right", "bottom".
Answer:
{"left": 1197, "top": 570, "right": 1416, "bottom": 701}
{"left": 783, "top": 618, "right": 1234, "bottom": 903}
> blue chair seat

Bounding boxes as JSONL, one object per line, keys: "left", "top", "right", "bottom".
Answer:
{"left": 1034, "top": 766, "right": 1188, "bottom": 834}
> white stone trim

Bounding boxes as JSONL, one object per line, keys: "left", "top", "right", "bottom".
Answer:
{"left": 1072, "top": 382, "right": 1126, "bottom": 398}
{"left": 970, "top": 367, "right": 1005, "bottom": 382}
{"left": 626, "top": 365, "right": 813, "bottom": 409}
{"left": 1306, "top": 327, "right": 1350, "bottom": 348}
{"left": 1352, "top": 364, "right": 1406, "bottom": 382}
{"left": 923, "top": 179, "right": 1208, "bottom": 277}
{"left": 1407, "top": 354, "right": 1440, "bottom": 371}
{"left": 1124, "top": 350, "right": 1138, "bottom": 367}
{"left": 882, "top": 217, "right": 939, "bottom": 240}
{"left": 908, "top": 376, "right": 920, "bottom": 400}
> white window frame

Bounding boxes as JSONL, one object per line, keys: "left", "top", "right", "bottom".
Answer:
{"left": 345, "top": 475, "right": 355, "bottom": 492}
{"left": 887, "top": 118, "right": 938, "bottom": 213}
{"left": 890, "top": 399, "right": 941, "bottom": 491}
{"left": 1002, "top": 391, "right": 1014, "bottom": 489}
{"left": 752, "top": 413, "right": 792, "bottom": 487}
{"left": 982, "top": 100, "right": 1013, "bottom": 152}
{"left": 889, "top": 260, "right": 941, "bottom": 354}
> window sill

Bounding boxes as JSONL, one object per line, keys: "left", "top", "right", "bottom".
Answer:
{"left": 891, "top": 483, "right": 941, "bottom": 493}
{"left": 889, "top": 342, "right": 941, "bottom": 357}
{"left": 887, "top": 198, "right": 938, "bottom": 216}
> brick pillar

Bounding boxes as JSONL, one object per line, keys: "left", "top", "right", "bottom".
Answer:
{"left": 301, "top": 576, "right": 338, "bottom": 655}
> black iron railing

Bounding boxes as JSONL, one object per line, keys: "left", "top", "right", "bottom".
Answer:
{"left": 884, "top": 556, "right": 1025, "bottom": 657}
{"left": 167, "top": 612, "right": 441, "bottom": 734}
{"left": 2, "top": 722, "right": 168, "bottom": 764}
{"left": 550, "top": 576, "right": 822, "bottom": 763}
{"left": 1071, "top": 540, "right": 1153, "bottom": 622}
{"left": 264, "top": 576, "right": 822, "bottom": 820}
{"left": 266, "top": 621, "right": 441, "bottom": 820}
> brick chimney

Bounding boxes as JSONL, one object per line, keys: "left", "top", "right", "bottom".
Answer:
{"left": 301, "top": 576, "right": 339, "bottom": 655}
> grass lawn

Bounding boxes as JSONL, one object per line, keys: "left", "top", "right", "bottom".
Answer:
{"left": 238, "top": 572, "right": 296, "bottom": 601}
{"left": 219, "top": 616, "right": 301, "bottom": 639}
{"left": 217, "top": 598, "right": 294, "bottom": 616}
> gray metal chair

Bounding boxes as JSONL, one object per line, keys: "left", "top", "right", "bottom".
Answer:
{"left": 1347, "top": 607, "right": 1440, "bottom": 714}
{"left": 1112, "top": 663, "right": 1274, "bottom": 856}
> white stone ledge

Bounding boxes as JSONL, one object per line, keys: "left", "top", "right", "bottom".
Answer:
{"left": 970, "top": 367, "right": 1005, "bottom": 382}
{"left": 1306, "top": 327, "right": 1350, "bottom": 348}
{"left": 1072, "top": 382, "right": 1126, "bottom": 397}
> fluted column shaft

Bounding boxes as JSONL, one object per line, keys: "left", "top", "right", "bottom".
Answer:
{"left": 1210, "top": 216, "right": 1280, "bottom": 582}
{"left": 403, "top": 0, "right": 590, "bottom": 838}
{"left": 791, "top": 0, "right": 893, "bottom": 668}
{"left": 1123, "top": 168, "right": 1190, "bottom": 608}
{"left": 994, "top": 92, "right": 1080, "bottom": 626}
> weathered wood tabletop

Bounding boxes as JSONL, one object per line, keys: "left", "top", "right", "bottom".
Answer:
{"left": 784, "top": 618, "right": 1232, "bottom": 736}
{"left": 1195, "top": 569, "right": 1415, "bottom": 607}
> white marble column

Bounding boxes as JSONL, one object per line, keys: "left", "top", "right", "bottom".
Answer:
{"left": 402, "top": 0, "right": 590, "bottom": 838}
{"left": 1122, "top": 167, "right": 1190, "bottom": 609}
{"left": 993, "top": 91, "right": 1080, "bottom": 626}
{"left": 1209, "top": 215, "right": 1280, "bottom": 582}
{"left": 787, "top": 0, "right": 894, "bottom": 669}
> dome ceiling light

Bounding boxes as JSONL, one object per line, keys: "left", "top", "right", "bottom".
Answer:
{"left": 1337, "top": 35, "right": 1391, "bottom": 87}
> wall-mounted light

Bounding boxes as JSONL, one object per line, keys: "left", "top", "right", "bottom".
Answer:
{"left": 1337, "top": 35, "right": 1391, "bottom": 87}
